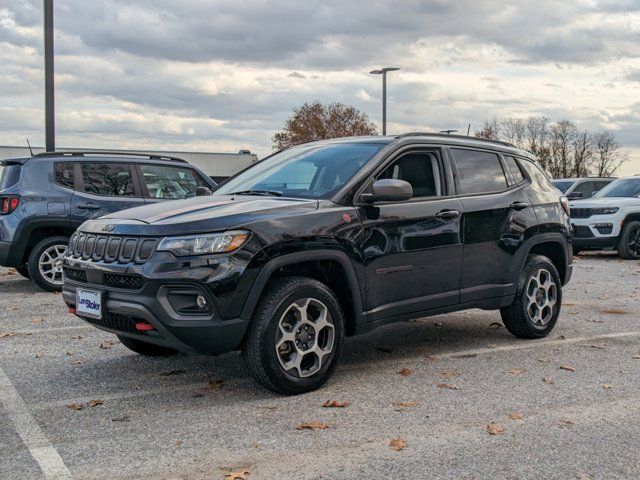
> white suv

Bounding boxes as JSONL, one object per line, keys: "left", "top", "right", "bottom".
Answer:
{"left": 569, "top": 176, "right": 640, "bottom": 259}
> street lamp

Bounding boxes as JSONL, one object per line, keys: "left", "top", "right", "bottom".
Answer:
{"left": 369, "top": 67, "right": 399, "bottom": 135}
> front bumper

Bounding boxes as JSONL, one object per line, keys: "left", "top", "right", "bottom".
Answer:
{"left": 62, "top": 255, "right": 250, "bottom": 355}
{"left": 570, "top": 218, "right": 620, "bottom": 250}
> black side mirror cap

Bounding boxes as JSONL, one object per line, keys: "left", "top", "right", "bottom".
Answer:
{"left": 196, "top": 186, "right": 212, "bottom": 196}
{"left": 369, "top": 179, "right": 413, "bottom": 202}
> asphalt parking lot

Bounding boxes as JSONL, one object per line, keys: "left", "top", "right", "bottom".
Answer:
{"left": 1, "top": 254, "right": 640, "bottom": 480}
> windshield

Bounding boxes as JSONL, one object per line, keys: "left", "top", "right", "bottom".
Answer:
{"left": 214, "top": 143, "right": 385, "bottom": 199}
{"left": 552, "top": 180, "right": 575, "bottom": 193}
{"left": 595, "top": 178, "right": 640, "bottom": 198}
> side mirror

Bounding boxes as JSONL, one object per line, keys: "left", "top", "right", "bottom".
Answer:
{"left": 567, "top": 191, "right": 583, "bottom": 200}
{"left": 368, "top": 179, "right": 413, "bottom": 202}
{"left": 196, "top": 186, "right": 212, "bottom": 196}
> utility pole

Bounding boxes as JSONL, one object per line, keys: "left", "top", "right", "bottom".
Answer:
{"left": 369, "top": 67, "right": 399, "bottom": 135}
{"left": 44, "top": 0, "right": 55, "bottom": 151}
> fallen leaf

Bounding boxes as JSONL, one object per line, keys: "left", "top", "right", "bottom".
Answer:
{"left": 71, "top": 360, "right": 84, "bottom": 366}
{"left": 393, "top": 401, "right": 418, "bottom": 409}
{"left": 486, "top": 423, "right": 505, "bottom": 435}
{"left": 633, "top": 355, "right": 640, "bottom": 359}
{"left": 88, "top": 399, "right": 104, "bottom": 408}
{"left": 559, "top": 419, "right": 575, "bottom": 427}
{"left": 322, "top": 400, "right": 350, "bottom": 408}
{"left": 389, "top": 438, "right": 407, "bottom": 451}
{"left": 437, "top": 383, "right": 460, "bottom": 390}
{"left": 434, "top": 322, "right": 444, "bottom": 327}
{"left": 72, "top": 335, "right": 84, "bottom": 340}
{"left": 65, "top": 351, "right": 75, "bottom": 356}
{"left": 31, "top": 318, "right": 44, "bottom": 323}
{"left": 601, "top": 308, "right": 628, "bottom": 315}
{"left": 206, "top": 380, "right": 223, "bottom": 390}
{"left": 588, "top": 344, "right": 605, "bottom": 349}
{"left": 505, "top": 368, "right": 526, "bottom": 375}
{"left": 111, "top": 415, "right": 130, "bottom": 422}
{"left": 160, "top": 369, "right": 186, "bottom": 377}
{"left": 225, "top": 469, "right": 250, "bottom": 480}
{"left": 0, "top": 333, "right": 16, "bottom": 339}
{"left": 577, "top": 472, "right": 592, "bottom": 480}
{"left": 489, "top": 322, "right": 502, "bottom": 329}
{"left": 296, "top": 421, "right": 329, "bottom": 430}
{"left": 537, "top": 357, "right": 551, "bottom": 363}
{"left": 560, "top": 365, "right": 576, "bottom": 372}
{"left": 438, "top": 370, "right": 460, "bottom": 378}
{"left": 452, "top": 353, "right": 477, "bottom": 359}
{"left": 424, "top": 355, "right": 438, "bottom": 362}
{"left": 398, "top": 368, "right": 412, "bottom": 377}
{"left": 543, "top": 377, "right": 555, "bottom": 384}
{"left": 508, "top": 413, "right": 525, "bottom": 420}
{"left": 602, "top": 384, "right": 613, "bottom": 390}
{"left": 99, "top": 340, "right": 116, "bottom": 349}
{"left": 175, "top": 441, "right": 183, "bottom": 447}
{"left": 35, "top": 352, "right": 44, "bottom": 358}
{"left": 66, "top": 402, "right": 84, "bottom": 411}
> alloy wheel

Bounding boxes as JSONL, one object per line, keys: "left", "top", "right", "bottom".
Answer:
{"left": 275, "top": 297, "right": 335, "bottom": 378}
{"left": 627, "top": 227, "right": 640, "bottom": 257}
{"left": 38, "top": 244, "right": 66, "bottom": 286}
{"left": 525, "top": 268, "right": 557, "bottom": 327}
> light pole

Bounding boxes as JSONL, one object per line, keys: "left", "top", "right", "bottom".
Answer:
{"left": 44, "top": 0, "right": 55, "bottom": 151}
{"left": 369, "top": 67, "right": 399, "bottom": 135}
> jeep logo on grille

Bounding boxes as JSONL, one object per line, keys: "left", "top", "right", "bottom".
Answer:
{"left": 101, "top": 224, "right": 116, "bottom": 233}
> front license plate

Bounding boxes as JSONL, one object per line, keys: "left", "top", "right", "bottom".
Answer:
{"left": 76, "top": 289, "right": 102, "bottom": 320}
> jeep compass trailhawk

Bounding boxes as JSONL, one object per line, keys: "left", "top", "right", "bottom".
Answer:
{"left": 62, "top": 134, "right": 573, "bottom": 394}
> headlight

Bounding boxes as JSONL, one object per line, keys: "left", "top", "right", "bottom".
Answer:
{"left": 591, "top": 207, "right": 619, "bottom": 215}
{"left": 157, "top": 231, "right": 249, "bottom": 256}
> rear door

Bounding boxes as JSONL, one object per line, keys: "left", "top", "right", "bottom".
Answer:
{"left": 70, "top": 162, "right": 146, "bottom": 227}
{"left": 450, "top": 148, "right": 538, "bottom": 303}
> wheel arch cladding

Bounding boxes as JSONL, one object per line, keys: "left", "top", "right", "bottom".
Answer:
{"left": 528, "top": 240, "right": 567, "bottom": 285}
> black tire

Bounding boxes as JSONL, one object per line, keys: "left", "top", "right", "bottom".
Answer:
{"left": 15, "top": 265, "right": 31, "bottom": 279}
{"left": 118, "top": 335, "right": 178, "bottom": 356}
{"left": 27, "top": 236, "right": 69, "bottom": 292}
{"left": 500, "top": 254, "right": 562, "bottom": 339}
{"left": 617, "top": 221, "right": 640, "bottom": 260}
{"left": 243, "top": 276, "right": 345, "bottom": 395}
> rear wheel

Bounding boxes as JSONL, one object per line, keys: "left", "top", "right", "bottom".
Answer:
{"left": 118, "top": 336, "right": 178, "bottom": 356}
{"left": 27, "top": 236, "right": 69, "bottom": 292}
{"left": 617, "top": 221, "right": 640, "bottom": 260}
{"left": 500, "top": 255, "right": 562, "bottom": 339}
{"left": 243, "top": 276, "right": 345, "bottom": 395}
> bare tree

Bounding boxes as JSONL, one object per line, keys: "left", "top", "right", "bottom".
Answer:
{"left": 474, "top": 118, "right": 500, "bottom": 140}
{"left": 500, "top": 117, "right": 526, "bottom": 149}
{"left": 572, "top": 130, "right": 594, "bottom": 177}
{"left": 548, "top": 120, "right": 577, "bottom": 178}
{"left": 525, "top": 116, "right": 550, "bottom": 170}
{"left": 592, "top": 131, "right": 628, "bottom": 177}
{"left": 272, "top": 101, "right": 378, "bottom": 150}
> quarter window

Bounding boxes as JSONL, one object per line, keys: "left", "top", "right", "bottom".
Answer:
{"left": 54, "top": 162, "right": 75, "bottom": 190}
{"left": 451, "top": 149, "right": 508, "bottom": 195}
{"left": 80, "top": 163, "right": 135, "bottom": 197}
{"left": 503, "top": 156, "right": 525, "bottom": 186}
{"left": 140, "top": 165, "right": 201, "bottom": 199}
{"left": 378, "top": 152, "right": 442, "bottom": 198}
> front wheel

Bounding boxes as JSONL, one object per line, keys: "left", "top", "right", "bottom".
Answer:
{"left": 243, "top": 276, "right": 345, "bottom": 395}
{"left": 617, "top": 221, "right": 640, "bottom": 260}
{"left": 500, "top": 255, "right": 562, "bottom": 339}
{"left": 27, "top": 236, "right": 69, "bottom": 292}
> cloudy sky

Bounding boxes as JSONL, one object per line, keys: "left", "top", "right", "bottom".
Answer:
{"left": 1, "top": 0, "right": 639, "bottom": 173}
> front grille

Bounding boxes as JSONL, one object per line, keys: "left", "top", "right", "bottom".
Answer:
{"left": 103, "top": 273, "right": 145, "bottom": 290}
{"left": 572, "top": 225, "right": 594, "bottom": 238}
{"left": 83, "top": 312, "right": 146, "bottom": 335}
{"left": 67, "top": 233, "right": 157, "bottom": 264}
{"left": 63, "top": 267, "right": 87, "bottom": 283}
{"left": 570, "top": 208, "right": 592, "bottom": 219}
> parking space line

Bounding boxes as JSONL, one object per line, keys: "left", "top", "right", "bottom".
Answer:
{"left": 0, "top": 365, "right": 71, "bottom": 480}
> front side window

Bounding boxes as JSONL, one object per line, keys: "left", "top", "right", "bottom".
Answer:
{"left": 54, "top": 162, "right": 75, "bottom": 190}
{"left": 80, "top": 163, "right": 135, "bottom": 197}
{"left": 571, "top": 181, "right": 594, "bottom": 198}
{"left": 140, "top": 165, "right": 201, "bottom": 199}
{"left": 215, "top": 143, "right": 386, "bottom": 199}
{"left": 451, "top": 149, "right": 508, "bottom": 195}
{"left": 378, "top": 152, "right": 442, "bottom": 198}
{"left": 596, "top": 178, "right": 640, "bottom": 198}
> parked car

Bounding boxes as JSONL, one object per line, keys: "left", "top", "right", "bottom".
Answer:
{"left": 62, "top": 134, "right": 573, "bottom": 394}
{"left": 569, "top": 176, "right": 640, "bottom": 258}
{"left": 0, "top": 151, "right": 216, "bottom": 291}
{"left": 552, "top": 177, "right": 615, "bottom": 200}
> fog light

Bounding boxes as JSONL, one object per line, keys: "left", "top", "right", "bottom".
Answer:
{"left": 196, "top": 295, "right": 208, "bottom": 309}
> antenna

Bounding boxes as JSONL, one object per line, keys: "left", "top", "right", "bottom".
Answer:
{"left": 26, "top": 139, "right": 34, "bottom": 156}
{"left": 467, "top": 124, "right": 471, "bottom": 136}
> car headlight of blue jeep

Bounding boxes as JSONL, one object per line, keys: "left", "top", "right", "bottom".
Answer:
{"left": 158, "top": 231, "right": 250, "bottom": 256}
{"left": 591, "top": 207, "right": 619, "bottom": 215}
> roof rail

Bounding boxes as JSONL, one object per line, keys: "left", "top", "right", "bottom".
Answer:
{"left": 32, "top": 151, "right": 188, "bottom": 163}
{"left": 395, "top": 132, "right": 517, "bottom": 148}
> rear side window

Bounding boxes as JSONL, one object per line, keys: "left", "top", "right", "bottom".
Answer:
{"left": 451, "top": 149, "right": 508, "bottom": 195}
{"left": 80, "top": 163, "right": 135, "bottom": 197}
{"left": 518, "top": 159, "right": 557, "bottom": 192}
{"left": 54, "top": 162, "right": 75, "bottom": 190}
{"left": 503, "top": 156, "right": 525, "bottom": 186}
{"left": 140, "top": 165, "right": 201, "bottom": 199}
{"left": 0, "top": 164, "right": 21, "bottom": 190}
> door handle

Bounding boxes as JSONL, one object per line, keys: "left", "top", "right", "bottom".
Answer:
{"left": 77, "top": 203, "right": 101, "bottom": 210}
{"left": 510, "top": 201, "right": 529, "bottom": 211}
{"left": 435, "top": 209, "right": 461, "bottom": 220}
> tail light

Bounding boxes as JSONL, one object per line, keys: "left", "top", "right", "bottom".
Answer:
{"left": 560, "top": 196, "right": 570, "bottom": 216}
{"left": 0, "top": 196, "right": 20, "bottom": 215}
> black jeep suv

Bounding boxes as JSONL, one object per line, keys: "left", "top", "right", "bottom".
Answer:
{"left": 0, "top": 151, "right": 215, "bottom": 291}
{"left": 62, "top": 134, "right": 573, "bottom": 394}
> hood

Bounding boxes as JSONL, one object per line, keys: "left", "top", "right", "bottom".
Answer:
{"left": 79, "top": 195, "right": 319, "bottom": 236}
{"left": 569, "top": 196, "right": 640, "bottom": 209}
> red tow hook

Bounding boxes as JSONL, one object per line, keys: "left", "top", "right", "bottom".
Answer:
{"left": 68, "top": 307, "right": 76, "bottom": 315}
{"left": 135, "top": 322, "right": 155, "bottom": 332}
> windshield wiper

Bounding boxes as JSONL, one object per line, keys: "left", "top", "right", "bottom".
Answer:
{"left": 229, "top": 190, "right": 283, "bottom": 197}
